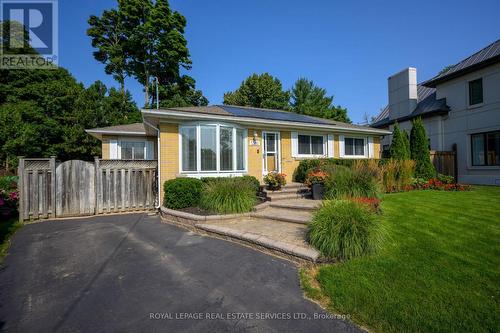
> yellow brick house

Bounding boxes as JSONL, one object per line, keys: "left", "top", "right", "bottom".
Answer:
{"left": 86, "top": 105, "right": 390, "bottom": 205}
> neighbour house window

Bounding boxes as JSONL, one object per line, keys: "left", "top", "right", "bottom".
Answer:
{"left": 120, "top": 141, "right": 146, "bottom": 160}
{"left": 298, "top": 134, "right": 324, "bottom": 155}
{"left": 469, "top": 78, "right": 483, "bottom": 106}
{"left": 471, "top": 131, "right": 500, "bottom": 166}
{"left": 180, "top": 124, "right": 247, "bottom": 173}
{"left": 344, "top": 137, "right": 365, "bottom": 156}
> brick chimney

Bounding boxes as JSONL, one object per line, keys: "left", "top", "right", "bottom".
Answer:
{"left": 388, "top": 67, "right": 418, "bottom": 120}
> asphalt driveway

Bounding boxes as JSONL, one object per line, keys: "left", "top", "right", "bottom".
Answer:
{"left": 0, "top": 214, "right": 360, "bottom": 332}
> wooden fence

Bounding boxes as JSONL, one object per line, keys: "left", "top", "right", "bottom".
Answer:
{"left": 18, "top": 157, "right": 157, "bottom": 221}
{"left": 430, "top": 150, "right": 457, "bottom": 180}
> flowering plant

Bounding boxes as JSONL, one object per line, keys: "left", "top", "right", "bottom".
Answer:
{"left": 408, "top": 177, "right": 471, "bottom": 192}
{"left": 305, "top": 169, "right": 328, "bottom": 187}
{"left": 350, "top": 197, "right": 381, "bottom": 213}
{"left": 0, "top": 189, "right": 19, "bottom": 216}
{"left": 263, "top": 172, "right": 287, "bottom": 189}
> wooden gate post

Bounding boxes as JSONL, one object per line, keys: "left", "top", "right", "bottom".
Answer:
{"left": 18, "top": 156, "right": 24, "bottom": 223}
{"left": 50, "top": 156, "right": 56, "bottom": 218}
{"left": 94, "top": 156, "right": 100, "bottom": 215}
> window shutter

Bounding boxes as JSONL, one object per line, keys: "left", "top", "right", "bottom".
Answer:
{"left": 291, "top": 132, "right": 298, "bottom": 157}
{"left": 327, "top": 134, "right": 334, "bottom": 157}
{"left": 368, "top": 137, "right": 374, "bottom": 158}
{"left": 339, "top": 135, "right": 345, "bottom": 157}
{"left": 109, "top": 140, "right": 118, "bottom": 159}
{"left": 146, "top": 141, "right": 154, "bottom": 160}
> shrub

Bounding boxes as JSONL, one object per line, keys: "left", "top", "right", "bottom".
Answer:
{"left": 263, "top": 172, "right": 287, "bottom": 189}
{"left": 324, "top": 165, "right": 381, "bottom": 199}
{"left": 200, "top": 178, "right": 256, "bottom": 214}
{"left": 380, "top": 159, "right": 415, "bottom": 193}
{"left": 308, "top": 200, "right": 384, "bottom": 260}
{"left": 293, "top": 158, "right": 381, "bottom": 183}
{"left": 163, "top": 178, "right": 204, "bottom": 209}
{"left": 0, "top": 176, "right": 18, "bottom": 191}
{"left": 202, "top": 176, "right": 261, "bottom": 194}
{"left": 437, "top": 173, "right": 455, "bottom": 184}
{"left": 350, "top": 197, "right": 381, "bottom": 213}
{"left": 410, "top": 118, "right": 436, "bottom": 179}
{"left": 0, "top": 176, "right": 19, "bottom": 216}
{"left": 390, "top": 122, "right": 410, "bottom": 160}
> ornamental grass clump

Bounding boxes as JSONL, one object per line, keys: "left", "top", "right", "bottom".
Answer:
{"left": 200, "top": 178, "right": 256, "bottom": 214}
{"left": 308, "top": 200, "right": 384, "bottom": 260}
{"left": 324, "top": 165, "right": 381, "bottom": 199}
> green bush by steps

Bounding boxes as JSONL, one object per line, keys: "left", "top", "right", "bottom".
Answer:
{"left": 200, "top": 178, "right": 257, "bottom": 214}
{"left": 163, "top": 178, "right": 204, "bottom": 209}
{"left": 308, "top": 200, "right": 384, "bottom": 260}
{"left": 323, "top": 165, "right": 381, "bottom": 199}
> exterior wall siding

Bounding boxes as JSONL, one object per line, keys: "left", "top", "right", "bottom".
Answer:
{"left": 280, "top": 131, "right": 300, "bottom": 183}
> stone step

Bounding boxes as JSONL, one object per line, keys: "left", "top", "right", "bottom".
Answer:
{"left": 195, "top": 220, "right": 320, "bottom": 262}
{"left": 251, "top": 207, "right": 312, "bottom": 224}
{"left": 270, "top": 199, "right": 321, "bottom": 211}
{"left": 265, "top": 192, "right": 312, "bottom": 201}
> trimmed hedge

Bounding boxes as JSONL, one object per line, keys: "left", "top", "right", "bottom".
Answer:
{"left": 294, "top": 158, "right": 384, "bottom": 183}
{"left": 163, "top": 178, "right": 204, "bottom": 209}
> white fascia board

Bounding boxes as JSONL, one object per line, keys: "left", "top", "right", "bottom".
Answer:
{"left": 141, "top": 109, "right": 391, "bottom": 135}
{"left": 85, "top": 129, "right": 147, "bottom": 136}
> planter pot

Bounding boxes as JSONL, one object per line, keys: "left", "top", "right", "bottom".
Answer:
{"left": 312, "top": 183, "right": 324, "bottom": 200}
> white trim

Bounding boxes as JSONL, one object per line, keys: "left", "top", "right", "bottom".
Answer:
{"left": 339, "top": 135, "right": 345, "bottom": 157}
{"left": 291, "top": 131, "right": 298, "bottom": 157}
{"left": 109, "top": 139, "right": 118, "bottom": 159}
{"left": 182, "top": 172, "right": 247, "bottom": 179}
{"left": 368, "top": 137, "right": 374, "bottom": 158}
{"left": 86, "top": 130, "right": 146, "bottom": 136}
{"left": 142, "top": 109, "right": 391, "bottom": 135}
{"left": 142, "top": 119, "right": 161, "bottom": 208}
{"left": 117, "top": 138, "right": 151, "bottom": 160}
{"left": 327, "top": 134, "right": 334, "bottom": 157}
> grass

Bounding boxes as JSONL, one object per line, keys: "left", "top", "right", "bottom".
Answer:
{"left": 0, "top": 215, "right": 23, "bottom": 261}
{"left": 301, "top": 186, "right": 500, "bottom": 333}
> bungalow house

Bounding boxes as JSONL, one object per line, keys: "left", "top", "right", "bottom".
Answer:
{"left": 372, "top": 39, "right": 500, "bottom": 185}
{"left": 86, "top": 105, "right": 390, "bottom": 205}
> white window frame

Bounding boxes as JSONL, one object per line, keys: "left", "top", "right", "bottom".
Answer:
{"left": 341, "top": 135, "right": 369, "bottom": 158}
{"left": 295, "top": 132, "right": 327, "bottom": 158}
{"left": 115, "top": 138, "right": 153, "bottom": 160}
{"left": 178, "top": 122, "right": 248, "bottom": 177}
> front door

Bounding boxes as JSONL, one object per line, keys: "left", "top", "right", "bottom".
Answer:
{"left": 262, "top": 131, "right": 280, "bottom": 175}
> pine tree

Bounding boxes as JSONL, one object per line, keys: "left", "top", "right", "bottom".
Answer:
{"left": 410, "top": 118, "right": 436, "bottom": 179}
{"left": 389, "top": 122, "right": 410, "bottom": 159}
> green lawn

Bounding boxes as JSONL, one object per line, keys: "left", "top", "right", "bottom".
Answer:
{"left": 303, "top": 186, "right": 500, "bottom": 333}
{"left": 0, "top": 215, "right": 22, "bottom": 261}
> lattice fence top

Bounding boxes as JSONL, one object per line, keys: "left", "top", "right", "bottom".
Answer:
{"left": 98, "top": 159, "right": 157, "bottom": 169}
{"left": 24, "top": 159, "right": 51, "bottom": 171}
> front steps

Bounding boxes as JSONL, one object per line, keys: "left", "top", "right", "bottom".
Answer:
{"left": 263, "top": 182, "right": 311, "bottom": 201}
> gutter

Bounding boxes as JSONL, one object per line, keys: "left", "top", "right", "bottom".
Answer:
{"left": 143, "top": 119, "right": 161, "bottom": 209}
{"left": 141, "top": 109, "right": 391, "bottom": 135}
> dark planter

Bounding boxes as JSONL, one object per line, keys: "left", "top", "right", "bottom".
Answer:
{"left": 311, "top": 183, "right": 324, "bottom": 200}
{"left": 267, "top": 184, "right": 281, "bottom": 191}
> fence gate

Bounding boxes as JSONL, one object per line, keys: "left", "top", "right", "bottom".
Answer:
{"left": 55, "top": 160, "right": 96, "bottom": 218}
{"left": 18, "top": 157, "right": 157, "bottom": 221}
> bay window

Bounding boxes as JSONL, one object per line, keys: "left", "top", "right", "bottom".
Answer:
{"left": 471, "top": 131, "right": 500, "bottom": 166}
{"left": 180, "top": 123, "right": 247, "bottom": 173}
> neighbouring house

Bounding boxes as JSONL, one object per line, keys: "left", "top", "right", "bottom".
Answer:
{"left": 86, "top": 105, "right": 390, "bottom": 205}
{"left": 372, "top": 39, "right": 500, "bottom": 185}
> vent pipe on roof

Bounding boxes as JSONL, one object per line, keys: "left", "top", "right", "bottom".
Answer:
{"left": 388, "top": 67, "right": 417, "bottom": 120}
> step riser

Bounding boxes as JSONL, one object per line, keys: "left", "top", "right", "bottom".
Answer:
{"left": 268, "top": 194, "right": 312, "bottom": 201}
{"left": 269, "top": 204, "right": 318, "bottom": 211}
{"left": 251, "top": 213, "right": 310, "bottom": 225}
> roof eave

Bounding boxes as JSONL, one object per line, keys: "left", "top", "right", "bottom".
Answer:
{"left": 371, "top": 108, "right": 450, "bottom": 128}
{"left": 423, "top": 54, "right": 500, "bottom": 87}
{"left": 142, "top": 109, "right": 391, "bottom": 135}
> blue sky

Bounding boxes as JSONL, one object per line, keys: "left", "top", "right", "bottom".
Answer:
{"left": 59, "top": 0, "right": 500, "bottom": 123}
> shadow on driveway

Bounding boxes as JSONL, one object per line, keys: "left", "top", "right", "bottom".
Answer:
{"left": 0, "top": 214, "right": 361, "bottom": 332}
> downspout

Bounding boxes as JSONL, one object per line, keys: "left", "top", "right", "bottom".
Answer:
{"left": 143, "top": 118, "right": 161, "bottom": 209}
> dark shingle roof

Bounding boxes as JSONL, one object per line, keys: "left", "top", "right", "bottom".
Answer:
{"left": 156, "top": 105, "right": 376, "bottom": 131}
{"left": 371, "top": 85, "right": 449, "bottom": 128}
{"left": 423, "top": 39, "right": 500, "bottom": 87}
{"left": 86, "top": 122, "right": 147, "bottom": 134}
